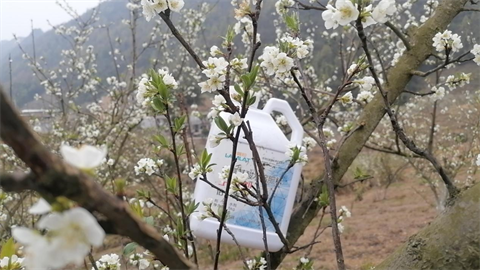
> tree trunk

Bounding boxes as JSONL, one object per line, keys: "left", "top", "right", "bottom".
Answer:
{"left": 269, "top": 0, "right": 470, "bottom": 267}
{"left": 376, "top": 183, "right": 480, "bottom": 270}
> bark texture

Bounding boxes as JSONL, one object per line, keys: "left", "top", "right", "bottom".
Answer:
{"left": 0, "top": 88, "right": 195, "bottom": 270}
{"left": 376, "top": 183, "right": 480, "bottom": 270}
{"left": 270, "top": 0, "right": 470, "bottom": 267}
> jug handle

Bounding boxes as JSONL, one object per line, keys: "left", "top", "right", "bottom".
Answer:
{"left": 263, "top": 98, "right": 303, "bottom": 145}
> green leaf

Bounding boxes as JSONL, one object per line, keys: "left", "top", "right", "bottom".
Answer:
{"left": 154, "top": 134, "right": 170, "bottom": 149}
{"left": 144, "top": 216, "right": 155, "bottom": 226}
{"left": 214, "top": 116, "right": 229, "bottom": 133}
{"left": 0, "top": 237, "right": 15, "bottom": 259}
{"left": 174, "top": 115, "right": 187, "bottom": 133}
{"left": 234, "top": 84, "right": 244, "bottom": 96}
{"left": 176, "top": 144, "right": 186, "bottom": 156}
{"left": 123, "top": 242, "right": 138, "bottom": 255}
{"left": 241, "top": 74, "right": 252, "bottom": 90}
{"left": 247, "top": 95, "right": 257, "bottom": 106}
{"left": 166, "top": 176, "right": 178, "bottom": 193}
{"left": 284, "top": 14, "right": 299, "bottom": 33}
{"left": 249, "top": 64, "right": 260, "bottom": 82}
{"left": 152, "top": 96, "right": 165, "bottom": 112}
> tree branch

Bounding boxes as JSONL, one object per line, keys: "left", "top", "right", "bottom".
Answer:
{"left": 0, "top": 88, "right": 195, "bottom": 270}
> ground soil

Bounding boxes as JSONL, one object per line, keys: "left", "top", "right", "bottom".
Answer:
{"left": 219, "top": 177, "right": 439, "bottom": 270}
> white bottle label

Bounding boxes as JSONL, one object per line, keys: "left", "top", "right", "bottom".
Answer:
{"left": 201, "top": 141, "right": 293, "bottom": 232}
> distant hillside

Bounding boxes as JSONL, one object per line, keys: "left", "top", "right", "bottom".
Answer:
{"left": 0, "top": 0, "right": 478, "bottom": 107}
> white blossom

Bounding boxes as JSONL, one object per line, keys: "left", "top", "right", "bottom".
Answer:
{"left": 432, "top": 30, "right": 463, "bottom": 53}
{"left": 229, "top": 112, "right": 244, "bottom": 126}
{"left": 60, "top": 144, "right": 107, "bottom": 169}
{"left": 135, "top": 158, "right": 157, "bottom": 175}
{"left": 471, "top": 44, "right": 480, "bottom": 66}
{"left": 372, "top": 0, "right": 397, "bottom": 23}
{"left": 431, "top": 86, "right": 445, "bottom": 101}
{"left": 357, "top": 91, "right": 374, "bottom": 103}
{"left": 339, "top": 92, "right": 353, "bottom": 105}
{"left": 13, "top": 207, "right": 105, "bottom": 270}
{"left": 28, "top": 198, "right": 52, "bottom": 215}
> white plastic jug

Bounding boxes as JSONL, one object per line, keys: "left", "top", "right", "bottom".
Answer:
{"left": 190, "top": 98, "right": 304, "bottom": 251}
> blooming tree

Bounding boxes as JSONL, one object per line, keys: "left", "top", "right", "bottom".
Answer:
{"left": 0, "top": 0, "right": 479, "bottom": 269}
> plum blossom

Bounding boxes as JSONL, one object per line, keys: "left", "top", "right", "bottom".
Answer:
{"left": 334, "top": 0, "right": 359, "bottom": 25}
{"left": 300, "top": 257, "right": 310, "bottom": 264}
{"left": 229, "top": 112, "right": 243, "bottom": 126}
{"left": 259, "top": 46, "right": 294, "bottom": 76}
{"left": 12, "top": 207, "right": 105, "bottom": 270}
{"left": 476, "top": 154, "right": 480, "bottom": 166}
{"left": 372, "top": 0, "right": 397, "bottom": 23}
{"left": 276, "top": 115, "right": 288, "bottom": 126}
{"left": 285, "top": 144, "right": 308, "bottom": 165}
{"left": 471, "top": 44, "right": 480, "bottom": 66}
{"left": 431, "top": 86, "right": 445, "bottom": 101}
{"left": 303, "top": 137, "right": 317, "bottom": 151}
{"left": 339, "top": 92, "right": 353, "bottom": 105}
{"left": 28, "top": 198, "right": 52, "bottom": 215}
{"left": 60, "top": 144, "right": 107, "bottom": 169}
{"left": 134, "top": 158, "right": 159, "bottom": 175}
{"left": 167, "top": 0, "right": 184, "bottom": 12}
{"left": 357, "top": 91, "right": 374, "bottom": 103}
{"left": 129, "top": 253, "right": 150, "bottom": 270}
{"left": 0, "top": 255, "right": 24, "bottom": 269}
{"left": 322, "top": 0, "right": 359, "bottom": 29}
{"left": 141, "top": 0, "right": 184, "bottom": 21}
{"left": 322, "top": 4, "right": 339, "bottom": 29}
{"left": 93, "top": 254, "right": 121, "bottom": 270}
{"left": 432, "top": 30, "right": 463, "bottom": 53}
{"left": 275, "top": 0, "right": 294, "bottom": 14}
{"left": 199, "top": 57, "right": 229, "bottom": 92}
{"left": 355, "top": 76, "right": 375, "bottom": 91}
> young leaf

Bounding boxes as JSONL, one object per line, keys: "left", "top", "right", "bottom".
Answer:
{"left": 0, "top": 237, "right": 15, "bottom": 259}
{"left": 214, "top": 116, "right": 229, "bottom": 133}
{"left": 123, "top": 242, "right": 138, "bottom": 255}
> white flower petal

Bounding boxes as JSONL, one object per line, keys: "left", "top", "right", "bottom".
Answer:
{"left": 28, "top": 198, "right": 52, "bottom": 215}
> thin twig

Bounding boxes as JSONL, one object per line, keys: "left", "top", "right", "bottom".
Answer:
{"left": 355, "top": 13, "right": 459, "bottom": 199}
{"left": 159, "top": 11, "right": 206, "bottom": 70}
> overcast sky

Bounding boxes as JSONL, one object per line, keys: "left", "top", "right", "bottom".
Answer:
{"left": 0, "top": 0, "right": 102, "bottom": 41}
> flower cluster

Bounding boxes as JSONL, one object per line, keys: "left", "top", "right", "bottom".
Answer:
{"left": 12, "top": 205, "right": 105, "bottom": 269}
{"left": 129, "top": 253, "right": 150, "bottom": 270}
{"left": 432, "top": 30, "right": 463, "bottom": 53}
{"left": 431, "top": 86, "right": 446, "bottom": 101}
{"left": 275, "top": 0, "right": 294, "bottom": 15}
{"left": 296, "top": 256, "right": 314, "bottom": 270}
{"left": 0, "top": 255, "right": 23, "bottom": 270}
{"left": 285, "top": 144, "right": 308, "bottom": 165}
{"left": 476, "top": 154, "right": 480, "bottom": 167}
{"left": 337, "top": 205, "right": 352, "bottom": 233}
{"left": 135, "top": 158, "right": 163, "bottom": 175}
{"left": 245, "top": 256, "right": 267, "bottom": 270}
{"left": 208, "top": 94, "right": 227, "bottom": 119}
{"left": 93, "top": 254, "right": 121, "bottom": 270}
{"left": 471, "top": 44, "right": 480, "bottom": 66}
{"left": 136, "top": 69, "right": 178, "bottom": 108}
{"left": 198, "top": 56, "right": 229, "bottom": 93}
{"left": 280, "top": 34, "right": 314, "bottom": 60}
{"left": 259, "top": 46, "right": 294, "bottom": 77}
{"left": 141, "top": 0, "right": 185, "bottom": 21}
{"left": 355, "top": 76, "right": 377, "bottom": 104}
{"left": 445, "top": 72, "right": 471, "bottom": 90}
{"left": 322, "top": 0, "right": 397, "bottom": 29}
{"left": 303, "top": 137, "right": 317, "bottom": 151}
